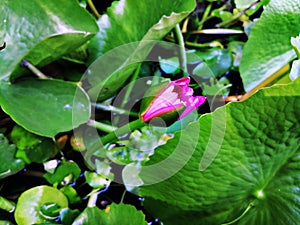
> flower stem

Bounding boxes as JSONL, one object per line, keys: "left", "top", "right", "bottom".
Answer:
{"left": 120, "top": 63, "right": 141, "bottom": 109}
{"left": 87, "top": 120, "right": 117, "bottom": 133}
{"left": 93, "top": 103, "right": 139, "bottom": 117}
{"left": 87, "top": 191, "right": 99, "bottom": 207}
{"left": 198, "top": 3, "right": 213, "bottom": 30}
{"left": 217, "top": 0, "right": 261, "bottom": 28}
{"left": 113, "top": 64, "right": 141, "bottom": 125}
{"left": 100, "top": 119, "right": 146, "bottom": 145}
{"left": 86, "top": 0, "right": 101, "bottom": 19}
{"left": 174, "top": 24, "right": 188, "bottom": 76}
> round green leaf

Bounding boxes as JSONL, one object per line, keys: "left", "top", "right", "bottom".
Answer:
{"left": 15, "top": 185, "right": 68, "bottom": 225}
{"left": 139, "top": 79, "right": 300, "bottom": 225}
{"left": 72, "top": 204, "right": 147, "bottom": 225}
{"left": 0, "top": 79, "right": 90, "bottom": 137}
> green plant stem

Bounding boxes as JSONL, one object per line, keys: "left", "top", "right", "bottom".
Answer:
{"left": 174, "top": 24, "right": 188, "bottom": 76}
{"left": 87, "top": 189, "right": 100, "bottom": 207}
{"left": 100, "top": 119, "right": 146, "bottom": 145}
{"left": 120, "top": 190, "right": 127, "bottom": 203}
{"left": 93, "top": 103, "right": 139, "bottom": 117}
{"left": 120, "top": 64, "right": 142, "bottom": 109}
{"left": 185, "top": 40, "right": 223, "bottom": 48}
{"left": 113, "top": 64, "right": 142, "bottom": 125}
{"left": 198, "top": 3, "right": 212, "bottom": 30}
{"left": 87, "top": 120, "right": 117, "bottom": 133}
{"left": 217, "top": 0, "right": 261, "bottom": 27}
{"left": 86, "top": 0, "right": 101, "bottom": 19}
{"left": 21, "top": 60, "right": 48, "bottom": 79}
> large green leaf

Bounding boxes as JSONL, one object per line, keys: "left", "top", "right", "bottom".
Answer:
{"left": 0, "top": 0, "right": 98, "bottom": 80}
{"left": 0, "top": 134, "right": 24, "bottom": 179}
{"left": 72, "top": 204, "right": 147, "bottom": 225}
{"left": 15, "top": 185, "right": 68, "bottom": 225}
{"left": 0, "top": 79, "right": 90, "bottom": 137}
{"left": 139, "top": 78, "right": 300, "bottom": 225}
{"left": 239, "top": 0, "right": 300, "bottom": 92}
{"left": 86, "top": 0, "right": 196, "bottom": 100}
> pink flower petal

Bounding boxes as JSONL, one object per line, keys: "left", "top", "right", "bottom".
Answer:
{"left": 179, "top": 96, "right": 206, "bottom": 120}
{"left": 141, "top": 76, "right": 206, "bottom": 122}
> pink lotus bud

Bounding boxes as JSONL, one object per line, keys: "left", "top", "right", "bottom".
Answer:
{"left": 140, "top": 77, "right": 206, "bottom": 122}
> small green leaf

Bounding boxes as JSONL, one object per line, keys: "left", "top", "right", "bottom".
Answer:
{"left": 15, "top": 185, "right": 68, "bottom": 225}
{"left": 98, "top": 203, "right": 148, "bottom": 225}
{"left": 0, "top": 0, "right": 98, "bottom": 80}
{"left": 85, "top": 171, "right": 111, "bottom": 189}
{"left": 60, "top": 208, "right": 80, "bottom": 225}
{"left": 139, "top": 79, "right": 300, "bottom": 225}
{"left": 10, "top": 125, "right": 55, "bottom": 164}
{"left": 159, "top": 57, "right": 180, "bottom": 74}
{"left": 71, "top": 207, "right": 102, "bottom": 225}
{"left": 0, "top": 79, "right": 90, "bottom": 137}
{"left": 72, "top": 204, "right": 147, "bottom": 225}
{"left": 39, "top": 202, "right": 61, "bottom": 220}
{"left": 194, "top": 48, "right": 233, "bottom": 77}
{"left": 240, "top": 0, "right": 300, "bottom": 92}
{"left": 0, "top": 134, "right": 24, "bottom": 179}
{"left": 192, "top": 61, "right": 216, "bottom": 79}
{"left": 44, "top": 161, "right": 81, "bottom": 185}
{"left": 84, "top": 160, "right": 114, "bottom": 189}
{"left": 59, "top": 186, "right": 81, "bottom": 205}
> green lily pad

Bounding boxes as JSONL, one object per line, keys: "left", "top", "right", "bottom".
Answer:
{"left": 0, "top": 134, "right": 24, "bottom": 179}
{"left": 72, "top": 204, "right": 147, "bottom": 225}
{"left": 139, "top": 78, "right": 300, "bottom": 225}
{"left": 86, "top": 0, "right": 196, "bottom": 100}
{"left": 0, "top": 78, "right": 90, "bottom": 137}
{"left": 0, "top": 0, "right": 98, "bottom": 80}
{"left": 14, "top": 185, "right": 68, "bottom": 225}
{"left": 240, "top": 0, "right": 300, "bottom": 92}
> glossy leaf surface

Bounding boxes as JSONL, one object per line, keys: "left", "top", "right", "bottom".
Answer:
{"left": 0, "top": 0, "right": 98, "bottom": 80}
{"left": 86, "top": 0, "right": 196, "bottom": 100}
{"left": 240, "top": 0, "right": 300, "bottom": 92}
{"left": 0, "top": 79, "right": 90, "bottom": 137}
